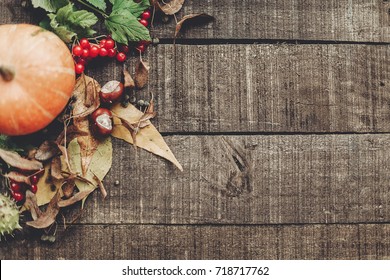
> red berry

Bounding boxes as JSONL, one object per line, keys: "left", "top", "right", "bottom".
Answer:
{"left": 81, "top": 48, "right": 90, "bottom": 58}
{"left": 30, "top": 184, "right": 38, "bottom": 194}
{"left": 136, "top": 42, "right": 148, "bottom": 53}
{"left": 72, "top": 45, "right": 83, "bottom": 57}
{"left": 120, "top": 45, "right": 130, "bottom": 53}
{"left": 75, "top": 63, "right": 85, "bottom": 74}
{"left": 141, "top": 11, "right": 151, "bottom": 20}
{"left": 105, "top": 39, "right": 115, "bottom": 50}
{"left": 76, "top": 57, "right": 87, "bottom": 66}
{"left": 80, "top": 38, "right": 90, "bottom": 49}
{"left": 89, "top": 45, "right": 100, "bottom": 58}
{"left": 139, "top": 19, "right": 148, "bottom": 27}
{"left": 99, "top": 39, "right": 107, "bottom": 48}
{"left": 12, "top": 191, "right": 24, "bottom": 202}
{"left": 99, "top": 47, "right": 108, "bottom": 57}
{"left": 107, "top": 48, "right": 117, "bottom": 58}
{"left": 30, "top": 175, "right": 39, "bottom": 185}
{"left": 10, "top": 181, "right": 22, "bottom": 192}
{"left": 106, "top": 34, "right": 112, "bottom": 39}
{"left": 116, "top": 52, "right": 127, "bottom": 62}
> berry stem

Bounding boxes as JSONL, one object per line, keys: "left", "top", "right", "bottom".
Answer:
{"left": 73, "top": 0, "right": 108, "bottom": 19}
{"left": 0, "top": 65, "right": 15, "bottom": 82}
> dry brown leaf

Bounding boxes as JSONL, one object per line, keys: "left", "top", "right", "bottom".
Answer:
{"left": 158, "top": 0, "right": 185, "bottom": 15}
{"left": 58, "top": 189, "right": 94, "bottom": 208}
{"left": 72, "top": 74, "right": 101, "bottom": 119}
{"left": 36, "top": 164, "right": 62, "bottom": 206}
{"left": 62, "top": 175, "right": 76, "bottom": 198}
{"left": 135, "top": 59, "right": 150, "bottom": 89}
{"left": 175, "top": 13, "right": 214, "bottom": 37}
{"left": 5, "top": 171, "right": 30, "bottom": 184}
{"left": 35, "top": 141, "right": 60, "bottom": 161}
{"left": 0, "top": 148, "right": 43, "bottom": 170}
{"left": 93, "top": 173, "right": 107, "bottom": 199}
{"left": 111, "top": 103, "right": 183, "bottom": 171}
{"left": 123, "top": 68, "right": 135, "bottom": 89}
{"left": 72, "top": 75, "right": 101, "bottom": 176}
{"left": 50, "top": 156, "right": 63, "bottom": 180}
{"left": 24, "top": 190, "right": 42, "bottom": 221}
{"left": 26, "top": 191, "right": 60, "bottom": 229}
{"left": 56, "top": 125, "right": 89, "bottom": 146}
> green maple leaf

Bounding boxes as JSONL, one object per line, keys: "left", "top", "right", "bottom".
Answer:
{"left": 111, "top": 0, "right": 151, "bottom": 18}
{"left": 45, "top": 3, "right": 98, "bottom": 43}
{"left": 105, "top": 0, "right": 151, "bottom": 44}
{"left": 31, "top": 0, "right": 69, "bottom": 12}
{"left": 84, "top": 0, "right": 107, "bottom": 12}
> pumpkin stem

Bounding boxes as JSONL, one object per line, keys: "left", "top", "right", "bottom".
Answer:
{"left": 0, "top": 66, "right": 15, "bottom": 82}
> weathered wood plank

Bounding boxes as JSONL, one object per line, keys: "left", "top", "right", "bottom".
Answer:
{"left": 153, "top": 0, "right": 390, "bottom": 42}
{"left": 106, "top": 44, "right": 390, "bottom": 133}
{"left": 2, "top": 0, "right": 390, "bottom": 42}
{"left": 67, "top": 135, "right": 390, "bottom": 225}
{"left": 1, "top": 224, "right": 389, "bottom": 259}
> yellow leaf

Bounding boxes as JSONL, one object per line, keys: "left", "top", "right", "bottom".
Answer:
{"left": 111, "top": 104, "right": 183, "bottom": 171}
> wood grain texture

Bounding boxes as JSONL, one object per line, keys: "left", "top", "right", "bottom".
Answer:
{"left": 107, "top": 44, "right": 390, "bottom": 133}
{"left": 1, "top": 0, "right": 390, "bottom": 42}
{"left": 152, "top": 0, "right": 390, "bottom": 42}
{"left": 1, "top": 224, "right": 389, "bottom": 260}
{"left": 68, "top": 135, "right": 390, "bottom": 225}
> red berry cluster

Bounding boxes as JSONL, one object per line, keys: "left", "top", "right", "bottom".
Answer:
{"left": 9, "top": 171, "right": 43, "bottom": 202}
{"left": 72, "top": 10, "right": 152, "bottom": 75}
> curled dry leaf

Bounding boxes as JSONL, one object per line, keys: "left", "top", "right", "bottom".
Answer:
{"left": 5, "top": 171, "right": 31, "bottom": 184}
{"left": 51, "top": 156, "right": 63, "bottom": 180}
{"left": 123, "top": 68, "right": 135, "bottom": 89}
{"left": 0, "top": 148, "right": 43, "bottom": 171}
{"left": 158, "top": 0, "right": 185, "bottom": 15}
{"left": 61, "top": 174, "right": 77, "bottom": 198}
{"left": 93, "top": 173, "right": 107, "bottom": 199}
{"left": 135, "top": 59, "right": 150, "bottom": 89}
{"left": 24, "top": 190, "right": 42, "bottom": 221}
{"left": 56, "top": 125, "right": 89, "bottom": 146}
{"left": 72, "top": 75, "right": 101, "bottom": 176}
{"left": 58, "top": 189, "right": 95, "bottom": 208}
{"left": 35, "top": 141, "right": 60, "bottom": 161}
{"left": 175, "top": 13, "right": 215, "bottom": 37}
{"left": 111, "top": 103, "right": 183, "bottom": 171}
{"left": 26, "top": 191, "right": 61, "bottom": 229}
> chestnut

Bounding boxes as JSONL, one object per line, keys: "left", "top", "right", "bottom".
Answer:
{"left": 99, "top": 81, "right": 124, "bottom": 104}
{"left": 91, "top": 108, "right": 113, "bottom": 136}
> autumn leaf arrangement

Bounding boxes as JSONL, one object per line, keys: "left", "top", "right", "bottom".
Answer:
{"left": 0, "top": 0, "right": 213, "bottom": 240}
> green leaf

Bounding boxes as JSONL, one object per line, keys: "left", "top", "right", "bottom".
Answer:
{"left": 48, "top": 3, "right": 98, "bottom": 43}
{"left": 0, "top": 135, "right": 25, "bottom": 153}
{"left": 105, "top": 10, "right": 151, "bottom": 44}
{"left": 84, "top": 0, "right": 107, "bottom": 12}
{"left": 31, "top": 0, "right": 69, "bottom": 12}
{"left": 111, "top": 0, "right": 151, "bottom": 18}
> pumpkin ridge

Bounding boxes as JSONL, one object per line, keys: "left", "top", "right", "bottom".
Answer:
{"left": 22, "top": 65, "right": 75, "bottom": 76}
{"left": 29, "top": 96, "right": 55, "bottom": 120}
{"left": 21, "top": 79, "right": 70, "bottom": 100}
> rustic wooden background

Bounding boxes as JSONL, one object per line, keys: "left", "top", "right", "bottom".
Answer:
{"left": 1, "top": 0, "right": 390, "bottom": 259}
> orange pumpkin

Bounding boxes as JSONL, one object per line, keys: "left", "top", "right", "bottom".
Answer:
{"left": 0, "top": 24, "right": 75, "bottom": 136}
